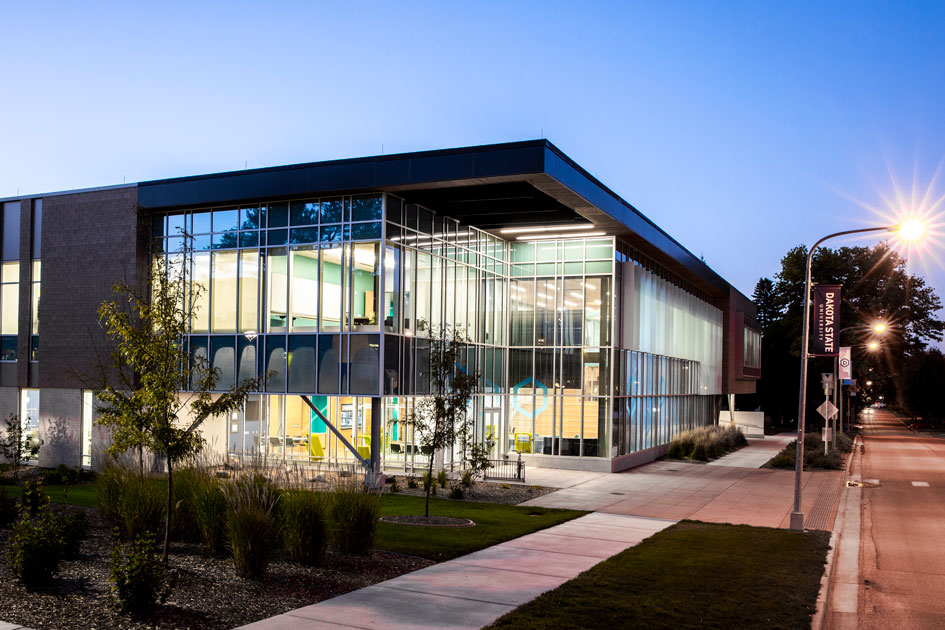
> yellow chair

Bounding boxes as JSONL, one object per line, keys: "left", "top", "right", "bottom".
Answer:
{"left": 514, "top": 432, "right": 532, "bottom": 454}
{"left": 309, "top": 434, "right": 325, "bottom": 461}
{"left": 357, "top": 445, "right": 371, "bottom": 461}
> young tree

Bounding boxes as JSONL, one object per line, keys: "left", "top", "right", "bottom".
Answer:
{"left": 406, "top": 327, "right": 479, "bottom": 518}
{"left": 96, "top": 256, "right": 262, "bottom": 563}
{"left": 0, "top": 413, "right": 40, "bottom": 482}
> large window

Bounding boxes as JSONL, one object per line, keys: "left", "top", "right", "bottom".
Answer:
{"left": 1, "top": 262, "right": 18, "bottom": 361}
{"left": 744, "top": 326, "right": 761, "bottom": 369}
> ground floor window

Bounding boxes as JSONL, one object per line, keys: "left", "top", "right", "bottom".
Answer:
{"left": 19, "top": 388, "right": 39, "bottom": 463}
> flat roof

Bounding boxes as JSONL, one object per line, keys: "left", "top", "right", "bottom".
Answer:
{"left": 136, "top": 140, "right": 732, "bottom": 296}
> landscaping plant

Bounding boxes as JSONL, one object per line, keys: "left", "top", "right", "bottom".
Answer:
{"left": 96, "top": 465, "right": 164, "bottom": 539}
{"left": 280, "top": 489, "right": 329, "bottom": 566}
{"left": 6, "top": 503, "right": 67, "bottom": 587}
{"left": 0, "top": 412, "right": 40, "bottom": 481}
{"left": 330, "top": 477, "right": 380, "bottom": 555}
{"left": 109, "top": 529, "right": 169, "bottom": 616}
{"left": 0, "top": 485, "right": 16, "bottom": 528}
{"left": 223, "top": 474, "right": 281, "bottom": 578}
{"left": 95, "top": 255, "right": 264, "bottom": 563}
{"left": 18, "top": 478, "right": 50, "bottom": 517}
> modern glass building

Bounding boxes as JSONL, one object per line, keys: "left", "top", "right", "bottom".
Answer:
{"left": 0, "top": 141, "right": 760, "bottom": 473}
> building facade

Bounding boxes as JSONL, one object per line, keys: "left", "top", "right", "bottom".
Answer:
{"left": 0, "top": 141, "right": 760, "bottom": 473}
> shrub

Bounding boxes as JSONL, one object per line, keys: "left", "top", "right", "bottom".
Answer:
{"left": 666, "top": 426, "right": 748, "bottom": 462}
{"left": 109, "top": 530, "right": 169, "bottom": 616}
{"left": 6, "top": 504, "right": 66, "bottom": 586}
{"left": 0, "top": 485, "right": 16, "bottom": 528}
{"left": 436, "top": 470, "right": 448, "bottom": 488}
{"left": 460, "top": 470, "right": 475, "bottom": 488}
{"left": 448, "top": 483, "right": 465, "bottom": 500}
{"left": 330, "top": 478, "right": 380, "bottom": 555}
{"left": 19, "top": 478, "right": 49, "bottom": 517}
{"left": 280, "top": 489, "right": 328, "bottom": 566}
{"left": 406, "top": 476, "right": 418, "bottom": 489}
{"left": 422, "top": 471, "right": 436, "bottom": 494}
{"left": 388, "top": 477, "right": 400, "bottom": 493}
{"left": 43, "top": 463, "right": 84, "bottom": 486}
{"left": 223, "top": 474, "right": 280, "bottom": 578}
{"left": 57, "top": 509, "right": 88, "bottom": 559}
{"left": 767, "top": 432, "right": 849, "bottom": 471}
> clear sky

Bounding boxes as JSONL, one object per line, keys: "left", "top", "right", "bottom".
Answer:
{"left": 3, "top": 1, "right": 945, "bottom": 314}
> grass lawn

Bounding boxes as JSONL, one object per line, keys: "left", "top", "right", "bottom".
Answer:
{"left": 376, "top": 494, "right": 585, "bottom": 561}
{"left": 5, "top": 482, "right": 584, "bottom": 562}
{"left": 2, "top": 483, "right": 100, "bottom": 509}
{"left": 485, "top": 520, "right": 831, "bottom": 630}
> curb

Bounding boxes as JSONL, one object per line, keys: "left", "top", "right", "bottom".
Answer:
{"left": 810, "top": 433, "right": 860, "bottom": 630}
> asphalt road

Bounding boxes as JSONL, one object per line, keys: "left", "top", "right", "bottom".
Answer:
{"left": 858, "top": 409, "right": 945, "bottom": 629}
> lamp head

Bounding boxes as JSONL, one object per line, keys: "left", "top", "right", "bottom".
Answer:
{"left": 873, "top": 323, "right": 887, "bottom": 333}
{"left": 897, "top": 218, "right": 925, "bottom": 242}
{"left": 868, "top": 341, "right": 880, "bottom": 350}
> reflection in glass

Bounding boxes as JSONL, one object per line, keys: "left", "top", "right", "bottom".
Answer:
{"left": 238, "top": 251, "right": 258, "bottom": 333}
{"left": 267, "top": 249, "right": 288, "bottom": 332}
{"left": 351, "top": 242, "right": 379, "bottom": 331}
{"left": 320, "top": 245, "right": 344, "bottom": 331}
{"left": 290, "top": 247, "right": 318, "bottom": 331}
{"left": 211, "top": 251, "right": 238, "bottom": 332}
{"left": 191, "top": 253, "right": 210, "bottom": 333}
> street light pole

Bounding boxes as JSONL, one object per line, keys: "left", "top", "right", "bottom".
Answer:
{"left": 790, "top": 225, "right": 895, "bottom": 532}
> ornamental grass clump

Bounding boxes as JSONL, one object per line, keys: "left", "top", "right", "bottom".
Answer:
{"left": 97, "top": 464, "right": 164, "bottom": 540}
{"left": 666, "top": 425, "right": 748, "bottom": 462}
{"left": 280, "top": 489, "right": 329, "bottom": 566}
{"left": 223, "top": 474, "right": 281, "bottom": 579}
{"left": 330, "top": 477, "right": 380, "bottom": 556}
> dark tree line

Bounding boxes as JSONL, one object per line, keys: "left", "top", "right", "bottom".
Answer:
{"left": 748, "top": 242, "right": 944, "bottom": 425}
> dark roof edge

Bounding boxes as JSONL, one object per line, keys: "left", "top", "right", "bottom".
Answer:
{"left": 137, "top": 139, "right": 547, "bottom": 188}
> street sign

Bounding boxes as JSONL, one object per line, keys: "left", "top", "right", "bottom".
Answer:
{"left": 839, "top": 346, "right": 852, "bottom": 380}
{"left": 817, "top": 400, "right": 838, "bottom": 420}
{"left": 821, "top": 373, "right": 834, "bottom": 395}
{"left": 822, "top": 427, "right": 832, "bottom": 442}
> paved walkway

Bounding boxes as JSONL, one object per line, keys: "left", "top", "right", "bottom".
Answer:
{"left": 525, "top": 435, "right": 842, "bottom": 529}
{"left": 240, "top": 432, "right": 843, "bottom": 630}
{"left": 237, "top": 512, "right": 675, "bottom": 630}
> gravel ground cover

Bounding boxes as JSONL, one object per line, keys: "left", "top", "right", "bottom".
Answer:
{"left": 0, "top": 507, "right": 432, "bottom": 630}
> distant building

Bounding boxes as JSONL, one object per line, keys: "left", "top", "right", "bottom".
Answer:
{"left": 0, "top": 140, "right": 759, "bottom": 473}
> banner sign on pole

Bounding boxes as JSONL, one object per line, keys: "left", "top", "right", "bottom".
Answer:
{"left": 812, "top": 284, "right": 841, "bottom": 356}
{"left": 839, "top": 346, "right": 852, "bottom": 381}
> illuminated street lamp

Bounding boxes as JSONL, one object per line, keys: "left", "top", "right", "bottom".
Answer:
{"left": 791, "top": 219, "right": 924, "bottom": 531}
{"left": 867, "top": 341, "right": 880, "bottom": 350}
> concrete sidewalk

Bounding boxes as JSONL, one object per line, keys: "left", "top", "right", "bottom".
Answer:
{"left": 524, "top": 435, "right": 842, "bottom": 530}
{"left": 237, "top": 512, "right": 674, "bottom": 630}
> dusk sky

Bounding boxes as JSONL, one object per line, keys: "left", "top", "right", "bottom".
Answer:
{"left": 3, "top": 2, "right": 945, "bottom": 319}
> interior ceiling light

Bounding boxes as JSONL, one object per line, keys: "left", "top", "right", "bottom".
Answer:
{"left": 517, "top": 231, "right": 606, "bottom": 240}
{"left": 500, "top": 224, "right": 596, "bottom": 234}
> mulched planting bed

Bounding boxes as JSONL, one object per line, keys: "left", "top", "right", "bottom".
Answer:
{"left": 380, "top": 515, "right": 475, "bottom": 527}
{"left": 385, "top": 478, "right": 556, "bottom": 504}
{"left": 0, "top": 507, "right": 432, "bottom": 630}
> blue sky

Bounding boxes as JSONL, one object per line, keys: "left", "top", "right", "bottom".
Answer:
{"left": 3, "top": 1, "right": 945, "bottom": 313}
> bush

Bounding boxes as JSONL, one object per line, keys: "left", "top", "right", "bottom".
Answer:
{"left": 43, "top": 463, "right": 90, "bottom": 486}
{"left": 406, "top": 476, "right": 418, "bottom": 489}
{"left": 422, "top": 471, "right": 436, "bottom": 494}
{"left": 330, "top": 478, "right": 380, "bottom": 555}
{"left": 109, "top": 530, "right": 169, "bottom": 616}
{"left": 767, "top": 431, "right": 850, "bottom": 470}
{"left": 6, "top": 504, "right": 67, "bottom": 586}
{"left": 19, "top": 478, "right": 50, "bottom": 517}
{"left": 223, "top": 474, "right": 280, "bottom": 578}
{"left": 388, "top": 477, "right": 400, "bottom": 493}
{"left": 280, "top": 489, "right": 328, "bottom": 566}
{"left": 448, "top": 483, "right": 465, "bottom": 500}
{"left": 58, "top": 509, "right": 88, "bottom": 559}
{"left": 436, "top": 470, "right": 448, "bottom": 488}
{"left": 97, "top": 466, "right": 164, "bottom": 540}
{"left": 460, "top": 470, "right": 475, "bottom": 488}
{"left": 0, "top": 485, "right": 16, "bottom": 528}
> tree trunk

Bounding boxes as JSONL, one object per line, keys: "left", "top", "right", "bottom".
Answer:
{"left": 163, "top": 457, "right": 173, "bottom": 565}
{"left": 139, "top": 446, "right": 144, "bottom": 476}
{"left": 424, "top": 451, "right": 435, "bottom": 518}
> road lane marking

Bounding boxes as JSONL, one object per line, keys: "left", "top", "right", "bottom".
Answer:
{"left": 911, "top": 481, "right": 930, "bottom": 487}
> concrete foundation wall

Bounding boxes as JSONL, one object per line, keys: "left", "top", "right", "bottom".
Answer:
{"left": 718, "top": 410, "right": 765, "bottom": 438}
{"left": 520, "top": 453, "right": 612, "bottom": 473}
